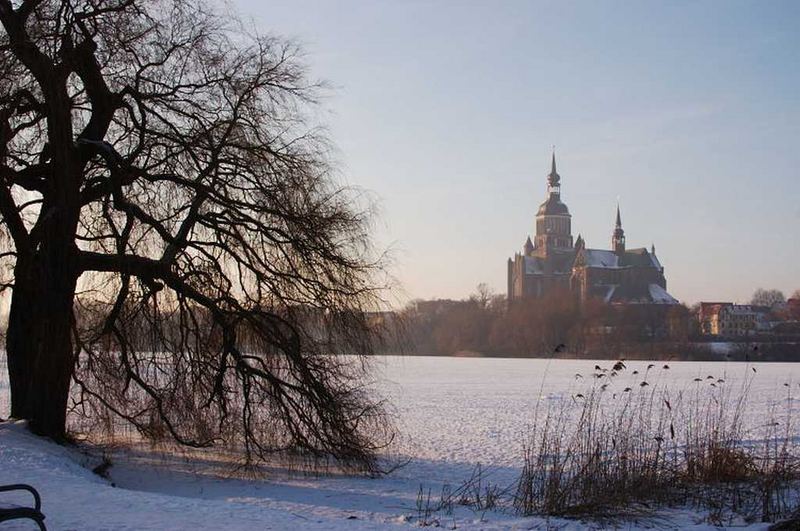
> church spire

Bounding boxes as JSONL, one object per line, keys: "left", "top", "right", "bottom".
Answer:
{"left": 547, "top": 149, "right": 560, "bottom": 189}
{"left": 612, "top": 203, "right": 626, "bottom": 254}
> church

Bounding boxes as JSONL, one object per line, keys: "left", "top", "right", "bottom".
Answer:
{"left": 507, "top": 153, "right": 678, "bottom": 306}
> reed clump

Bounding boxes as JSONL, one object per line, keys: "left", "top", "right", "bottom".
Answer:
{"left": 514, "top": 362, "right": 800, "bottom": 524}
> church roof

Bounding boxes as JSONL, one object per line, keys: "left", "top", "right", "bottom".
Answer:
{"left": 581, "top": 249, "right": 619, "bottom": 268}
{"left": 647, "top": 284, "right": 679, "bottom": 304}
{"left": 650, "top": 251, "right": 662, "bottom": 269}
{"left": 579, "top": 247, "right": 662, "bottom": 269}
{"left": 624, "top": 248, "right": 662, "bottom": 268}
{"left": 536, "top": 195, "right": 570, "bottom": 216}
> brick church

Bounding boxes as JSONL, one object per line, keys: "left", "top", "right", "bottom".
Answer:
{"left": 507, "top": 153, "right": 678, "bottom": 306}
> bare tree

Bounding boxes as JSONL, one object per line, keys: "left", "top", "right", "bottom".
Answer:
{"left": 0, "top": 0, "right": 390, "bottom": 472}
{"left": 490, "top": 289, "right": 580, "bottom": 357}
{"left": 469, "top": 283, "right": 494, "bottom": 310}
{"left": 750, "top": 288, "right": 785, "bottom": 308}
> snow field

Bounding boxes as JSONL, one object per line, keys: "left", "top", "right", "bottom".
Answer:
{"left": 2, "top": 355, "right": 798, "bottom": 529}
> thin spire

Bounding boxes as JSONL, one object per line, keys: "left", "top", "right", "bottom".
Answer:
{"left": 612, "top": 202, "right": 625, "bottom": 254}
{"left": 547, "top": 147, "right": 560, "bottom": 188}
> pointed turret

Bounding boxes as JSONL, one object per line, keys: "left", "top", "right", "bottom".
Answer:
{"left": 547, "top": 150, "right": 561, "bottom": 189}
{"left": 612, "top": 203, "right": 626, "bottom": 255}
{"left": 651, "top": 243, "right": 656, "bottom": 255}
{"left": 575, "top": 234, "right": 585, "bottom": 250}
{"left": 524, "top": 236, "right": 534, "bottom": 255}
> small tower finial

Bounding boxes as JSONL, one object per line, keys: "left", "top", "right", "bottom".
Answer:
{"left": 547, "top": 147, "right": 560, "bottom": 189}
{"left": 612, "top": 203, "right": 626, "bottom": 254}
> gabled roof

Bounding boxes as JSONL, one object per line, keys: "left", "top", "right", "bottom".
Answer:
{"left": 700, "top": 303, "right": 771, "bottom": 319}
{"left": 650, "top": 252, "right": 662, "bottom": 269}
{"left": 581, "top": 249, "right": 619, "bottom": 268}
{"left": 624, "top": 248, "right": 662, "bottom": 268}
{"left": 723, "top": 304, "right": 771, "bottom": 315}
{"left": 647, "top": 284, "right": 679, "bottom": 304}
{"left": 578, "top": 247, "right": 661, "bottom": 269}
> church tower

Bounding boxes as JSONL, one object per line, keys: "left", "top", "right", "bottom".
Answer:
{"left": 533, "top": 152, "right": 573, "bottom": 253}
{"left": 509, "top": 150, "right": 677, "bottom": 308}
{"left": 612, "top": 204, "right": 626, "bottom": 254}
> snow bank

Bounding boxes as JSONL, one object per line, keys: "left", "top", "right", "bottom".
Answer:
{"left": 0, "top": 422, "right": 394, "bottom": 530}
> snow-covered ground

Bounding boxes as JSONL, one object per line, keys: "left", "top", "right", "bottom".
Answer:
{"left": 2, "top": 356, "right": 798, "bottom": 530}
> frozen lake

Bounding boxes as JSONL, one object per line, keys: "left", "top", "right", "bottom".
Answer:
{"left": 3, "top": 355, "right": 800, "bottom": 529}
{"left": 4, "top": 354, "right": 800, "bottom": 462}
{"left": 377, "top": 356, "right": 800, "bottom": 474}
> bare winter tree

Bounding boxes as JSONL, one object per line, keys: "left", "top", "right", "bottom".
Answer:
{"left": 0, "top": 0, "right": 391, "bottom": 472}
{"left": 750, "top": 288, "right": 786, "bottom": 308}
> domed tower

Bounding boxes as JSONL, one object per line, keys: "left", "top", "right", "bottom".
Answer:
{"left": 534, "top": 152, "right": 573, "bottom": 253}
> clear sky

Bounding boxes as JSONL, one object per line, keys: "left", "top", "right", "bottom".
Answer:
{"left": 233, "top": 0, "right": 800, "bottom": 306}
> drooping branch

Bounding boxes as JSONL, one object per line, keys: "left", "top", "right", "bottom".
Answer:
{"left": 3, "top": 0, "right": 392, "bottom": 472}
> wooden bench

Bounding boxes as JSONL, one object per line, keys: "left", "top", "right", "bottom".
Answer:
{"left": 0, "top": 484, "right": 46, "bottom": 530}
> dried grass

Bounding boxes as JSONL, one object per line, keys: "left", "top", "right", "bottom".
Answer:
{"left": 513, "top": 362, "right": 800, "bottom": 524}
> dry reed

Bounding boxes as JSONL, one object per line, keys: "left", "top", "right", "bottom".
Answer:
{"left": 513, "top": 361, "right": 800, "bottom": 524}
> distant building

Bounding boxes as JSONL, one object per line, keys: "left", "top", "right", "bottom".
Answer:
{"left": 698, "top": 303, "right": 729, "bottom": 335}
{"left": 507, "top": 153, "right": 678, "bottom": 307}
{"left": 698, "top": 303, "right": 771, "bottom": 337}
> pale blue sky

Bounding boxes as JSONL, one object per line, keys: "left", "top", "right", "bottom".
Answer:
{"left": 233, "top": 0, "right": 800, "bottom": 306}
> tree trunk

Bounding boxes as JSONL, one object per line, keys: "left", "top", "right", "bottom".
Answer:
{"left": 6, "top": 250, "right": 78, "bottom": 441}
{"left": 6, "top": 257, "right": 38, "bottom": 421}
{"left": 1, "top": 19, "right": 83, "bottom": 440}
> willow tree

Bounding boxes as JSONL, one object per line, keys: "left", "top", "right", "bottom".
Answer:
{"left": 0, "top": 0, "right": 389, "bottom": 471}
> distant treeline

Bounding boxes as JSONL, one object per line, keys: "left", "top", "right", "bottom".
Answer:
{"left": 388, "top": 285, "right": 690, "bottom": 359}
{"left": 46, "top": 288, "right": 799, "bottom": 361}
